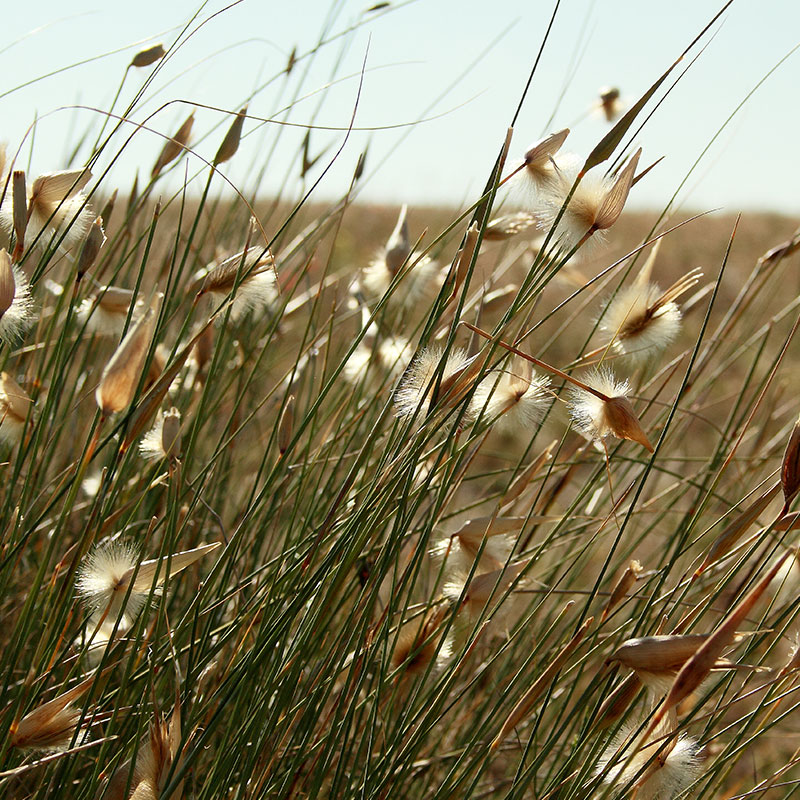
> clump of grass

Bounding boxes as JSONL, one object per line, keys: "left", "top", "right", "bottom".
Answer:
{"left": 1, "top": 4, "right": 800, "bottom": 800}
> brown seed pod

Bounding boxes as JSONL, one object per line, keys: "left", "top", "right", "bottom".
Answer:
{"left": 781, "top": 413, "right": 800, "bottom": 514}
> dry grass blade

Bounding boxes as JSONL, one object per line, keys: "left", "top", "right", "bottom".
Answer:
{"left": 491, "top": 614, "right": 592, "bottom": 750}
{"left": 695, "top": 481, "right": 782, "bottom": 577}
{"left": 501, "top": 440, "right": 557, "bottom": 508}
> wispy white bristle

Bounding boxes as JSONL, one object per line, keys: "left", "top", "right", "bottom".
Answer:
{"left": 394, "top": 346, "right": 471, "bottom": 418}
{"left": 600, "top": 283, "right": 682, "bottom": 365}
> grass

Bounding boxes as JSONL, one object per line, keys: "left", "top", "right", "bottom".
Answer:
{"left": 1, "top": 3, "right": 800, "bottom": 799}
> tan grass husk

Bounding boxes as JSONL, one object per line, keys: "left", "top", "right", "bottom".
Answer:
{"left": 0, "top": 371, "right": 32, "bottom": 423}
{"left": 12, "top": 170, "right": 26, "bottom": 255}
{"left": 602, "top": 559, "right": 643, "bottom": 621}
{"left": 593, "top": 672, "right": 643, "bottom": 730}
{"left": 214, "top": 106, "right": 248, "bottom": 166}
{"left": 96, "top": 299, "right": 159, "bottom": 415}
{"left": 11, "top": 673, "right": 99, "bottom": 750}
{"left": 646, "top": 549, "right": 793, "bottom": 739}
{"left": 501, "top": 440, "right": 557, "bottom": 508}
{"left": 782, "top": 413, "right": 800, "bottom": 513}
{"left": 78, "top": 217, "right": 106, "bottom": 276}
{"left": 610, "top": 634, "right": 710, "bottom": 673}
{"left": 602, "top": 395, "right": 654, "bottom": 452}
{"left": 593, "top": 149, "right": 640, "bottom": 231}
{"left": 151, "top": 113, "right": 194, "bottom": 177}
{"left": 278, "top": 395, "right": 295, "bottom": 455}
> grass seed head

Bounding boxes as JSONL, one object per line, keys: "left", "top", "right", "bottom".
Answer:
{"left": 0, "top": 248, "right": 33, "bottom": 342}
{"left": 542, "top": 149, "right": 640, "bottom": 250}
{"left": 394, "top": 345, "right": 473, "bottom": 418}
{"left": 343, "top": 334, "right": 412, "bottom": 387}
{"left": 1, "top": 168, "right": 93, "bottom": 251}
{"left": 599, "top": 283, "right": 682, "bottom": 365}
{"left": 107, "top": 702, "right": 183, "bottom": 800}
{"left": 77, "top": 216, "right": 106, "bottom": 276}
{"left": 781, "top": 412, "right": 800, "bottom": 512}
{"left": 77, "top": 540, "right": 221, "bottom": 627}
{"left": 76, "top": 539, "right": 147, "bottom": 626}
{"left": 77, "top": 286, "right": 137, "bottom": 337}
{"left": 523, "top": 128, "right": 570, "bottom": 188}
{"left": 384, "top": 204, "right": 410, "bottom": 275}
{"left": 471, "top": 357, "right": 550, "bottom": 433}
{"left": 390, "top": 606, "right": 447, "bottom": 678}
{"left": 484, "top": 211, "right": 539, "bottom": 241}
{"left": 130, "top": 43, "right": 166, "bottom": 68}
{"left": 0, "top": 371, "right": 33, "bottom": 445}
{"left": 96, "top": 297, "right": 159, "bottom": 414}
{"left": 603, "top": 559, "right": 643, "bottom": 620}
{"left": 567, "top": 367, "right": 653, "bottom": 451}
{"left": 214, "top": 106, "right": 248, "bottom": 166}
{"left": 151, "top": 112, "right": 195, "bottom": 177}
{"left": 597, "top": 724, "right": 702, "bottom": 800}
{"left": 11, "top": 676, "right": 97, "bottom": 752}
{"left": 597, "top": 86, "right": 624, "bottom": 122}
{"left": 194, "top": 246, "right": 277, "bottom": 321}
{"left": 139, "top": 407, "right": 182, "bottom": 462}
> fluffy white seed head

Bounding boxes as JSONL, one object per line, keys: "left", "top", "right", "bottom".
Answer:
{"left": 471, "top": 359, "right": 550, "bottom": 433}
{"left": 76, "top": 286, "right": 138, "bottom": 338}
{"left": 568, "top": 367, "right": 629, "bottom": 440}
{"left": 599, "top": 283, "right": 682, "bottom": 365}
{"left": 522, "top": 129, "right": 571, "bottom": 190}
{"left": 361, "top": 253, "right": 444, "bottom": 324}
{"left": 0, "top": 249, "right": 33, "bottom": 342}
{"left": 76, "top": 540, "right": 149, "bottom": 627}
{"left": 194, "top": 247, "right": 277, "bottom": 322}
{"left": 567, "top": 367, "right": 653, "bottom": 451}
{"left": 343, "top": 334, "right": 412, "bottom": 387}
{"left": 0, "top": 169, "right": 94, "bottom": 251}
{"left": 596, "top": 86, "right": 625, "bottom": 123}
{"left": 394, "top": 346, "right": 472, "bottom": 418}
{"left": 76, "top": 539, "right": 221, "bottom": 628}
{"left": 597, "top": 725, "right": 702, "bottom": 800}
{"left": 430, "top": 529, "right": 514, "bottom": 576}
{"left": 0, "top": 371, "right": 33, "bottom": 446}
{"left": 139, "top": 407, "right": 182, "bottom": 462}
{"left": 540, "top": 151, "right": 640, "bottom": 251}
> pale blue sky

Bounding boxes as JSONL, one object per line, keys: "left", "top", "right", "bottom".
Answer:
{"left": 3, "top": 1, "right": 800, "bottom": 213}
